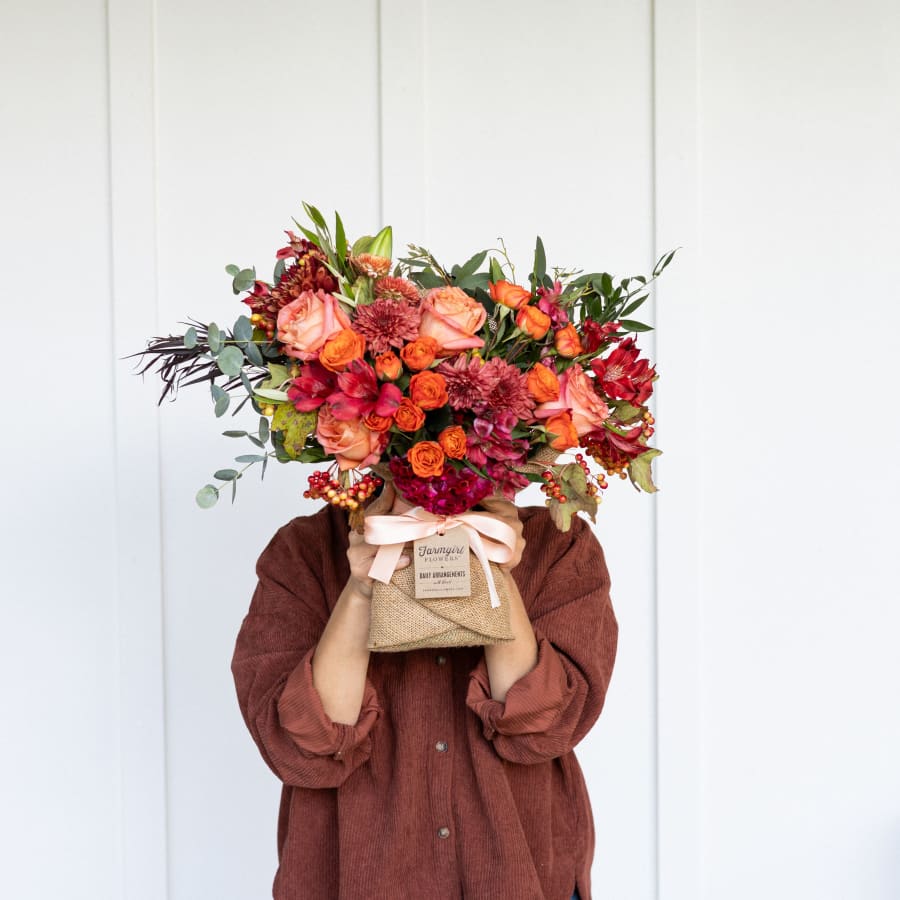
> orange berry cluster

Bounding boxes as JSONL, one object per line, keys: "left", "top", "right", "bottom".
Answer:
{"left": 304, "top": 470, "right": 383, "bottom": 510}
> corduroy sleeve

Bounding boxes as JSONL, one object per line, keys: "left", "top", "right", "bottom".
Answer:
{"left": 231, "top": 521, "right": 382, "bottom": 788}
{"left": 466, "top": 514, "right": 618, "bottom": 764}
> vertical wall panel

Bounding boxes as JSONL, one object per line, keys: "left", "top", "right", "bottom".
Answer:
{"left": 108, "top": 0, "right": 170, "bottom": 896}
{"left": 696, "top": 1, "right": 900, "bottom": 898}
{"left": 0, "top": 2, "right": 121, "bottom": 899}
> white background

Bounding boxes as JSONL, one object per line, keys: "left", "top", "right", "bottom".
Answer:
{"left": 2, "top": 1, "right": 899, "bottom": 898}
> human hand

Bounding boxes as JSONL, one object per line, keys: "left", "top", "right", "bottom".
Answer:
{"left": 345, "top": 480, "right": 411, "bottom": 599}
{"left": 475, "top": 496, "right": 525, "bottom": 571}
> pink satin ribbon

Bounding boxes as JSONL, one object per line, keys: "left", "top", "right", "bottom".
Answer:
{"left": 364, "top": 507, "right": 517, "bottom": 608}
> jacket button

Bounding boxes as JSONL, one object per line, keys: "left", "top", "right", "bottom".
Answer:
{"left": 437, "top": 826, "right": 450, "bottom": 839}
{"left": 435, "top": 740, "right": 448, "bottom": 753}
{"left": 435, "top": 654, "right": 447, "bottom": 665}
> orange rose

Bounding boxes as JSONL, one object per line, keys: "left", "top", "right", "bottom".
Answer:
{"left": 375, "top": 351, "right": 402, "bottom": 381}
{"left": 316, "top": 406, "right": 387, "bottom": 470}
{"left": 318, "top": 328, "right": 365, "bottom": 372}
{"left": 276, "top": 289, "right": 351, "bottom": 360}
{"left": 534, "top": 366, "right": 610, "bottom": 436}
{"left": 554, "top": 323, "right": 584, "bottom": 358}
{"left": 418, "top": 286, "right": 487, "bottom": 355}
{"left": 400, "top": 336, "right": 439, "bottom": 371}
{"left": 489, "top": 280, "right": 531, "bottom": 310}
{"left": 516, "top": 305, "right": 552, "bottom": 340}
{"left": 394, "top": 397, "right": 426, "bottom": 432}
{"left": 544, "top": 412, "right": 579, "bottom": 451}
{"left": 407, "top": 441, "right": 445, "bottom": 478}
{"left": 363, "top": 412, "right": 394, "bottom": 433}
{"left": 409, "top": 371, "right": 448, "bottom": 410}
{"left": 438, "top": 425, "right": 467, "bottom": 460}
{"left": 526, "top": 364, "right": 560, "bottom": 403}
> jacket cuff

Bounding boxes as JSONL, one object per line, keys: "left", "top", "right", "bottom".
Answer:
{"left": 277, "top": 646, "right": 381, "bottom": 760}
{"left": 465, "top": 633, "right": 572, "bottom": 740}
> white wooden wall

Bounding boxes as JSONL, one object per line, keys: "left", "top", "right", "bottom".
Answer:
{"left": 2, "top": 1, "right": 899, "bottom": 898}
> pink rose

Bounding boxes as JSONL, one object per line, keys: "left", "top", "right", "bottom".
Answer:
{"left": 276, "top": 289, "right": 351, "bottom": 361}
{"left": 315, "top": 405, "right": 388, "bottom": 471}
{"left": 533, "top": 365, "right": 610, "bottom": 436}
{"left": 418, "top": 286, "right": 486, "bottom": 356}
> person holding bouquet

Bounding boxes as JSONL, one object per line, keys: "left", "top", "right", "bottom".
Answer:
{"left": 231, "top": 477, "right": 618, "bottom": 900}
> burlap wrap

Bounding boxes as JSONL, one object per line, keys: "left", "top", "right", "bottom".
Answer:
{"left": 367, "top": 551, "right": 513, "bottom": 652}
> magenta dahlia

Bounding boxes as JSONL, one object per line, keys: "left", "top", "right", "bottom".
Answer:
{"left": 478, "top": 358, "right": 535, "bottom": 420}
{"left": 435, "top": 354, "right": 500, "bottom": 411}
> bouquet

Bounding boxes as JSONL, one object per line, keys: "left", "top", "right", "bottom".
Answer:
{"left": 128, "top": 202, "right": 676, "bottom": 650}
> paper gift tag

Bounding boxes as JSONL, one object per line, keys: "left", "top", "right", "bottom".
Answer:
{"left": 413, "top": 530, "right": 472, "bottom": 599}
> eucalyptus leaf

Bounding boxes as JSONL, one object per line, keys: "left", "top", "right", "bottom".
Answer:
{"left": 214, "top": 468, "right": 239, "bottom": 481}
{"left": 216, "top": 345, "right": 244, "bottom": 377}
{"left": 258, "top": 416, "right": 270, "bottom": 443}
{"left": 244, "top": 341, "right": 264, "bottom": 366}
{"left": 248, "top": 435, "right": 266, "bottom": 448}
{"left": 196, "top": 484, "right": 219, "bottom": 508}
{"left": 207, "top": 322, "right": 222, "bottom": 353}
{"left": 225, "top": 264, "right": 240, "bottom": 277}
{"left": 222, "top": 430, "right": 248, "bottom": 438}
{"left": 235, "top": 454, "right": 265, "bottom": 463}
{"left": 233, "top": 315, "right": 253, "bottom": 343}
{"left": 214, "top": 393, "right": 230, "bottom": 417}
{"left": 183, "top": 327, "right": 197, "bottom": 349}
{"left": 210, "top": 383, "right": 227, "bottom": 400}
{"left": 232, "top": 268, "right": 256, "bottom": 293}
{"left": 273, "top": 257, "right": 286, "bottom": 285}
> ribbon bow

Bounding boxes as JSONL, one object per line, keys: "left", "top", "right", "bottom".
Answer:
{"left": 364, "top": 507, "right": 517, "bottom": 608}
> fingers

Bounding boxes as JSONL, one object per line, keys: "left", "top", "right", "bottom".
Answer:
{"left": 364, "top": 478, "right": 396, "bottom": 517}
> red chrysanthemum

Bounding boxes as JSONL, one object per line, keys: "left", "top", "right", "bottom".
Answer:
{"left": 242, "top": 239, "right": 338, "bottom": 339}
{"left": 374, "top": 276, "right": 421, "bottom": 305}
{"left": 435, "top": 354, "right": 500, "bottom": 411}
{"left": 478, "top": 357, "right": 535, "bottom": 420}
{"left": 352, "top": 297, "right": 422, "bottom": 355}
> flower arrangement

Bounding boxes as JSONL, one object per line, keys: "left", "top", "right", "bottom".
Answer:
{"left": 129, "top": 202, "right": 676, "bottom": 532}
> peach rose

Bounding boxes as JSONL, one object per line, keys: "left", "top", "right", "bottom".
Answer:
{"left": 319, "top": 328, "right": 366, "bottom": 372}
{"left": 375, "top": 351, "right": 402, "bottom": 381}
{"left": 489, "top": 280, "right": 531, "bottom": 310}
{"left": 527, "top": 364, "right": 560, "bottom": 403}
{"left": 316, "top": 406, "right": 387, "bottom": 471}
{"left": 438, "top": 425, "right": 467, "bottom": 460}
{"left": 554, "top": 323, "right": 584, "bottom": 358}
{"left": 534, "top": 365, "right": 610, "bottom": 437}
{"left": 544, "top": 411, "right": 579, "bottom": 451}
{"left": 418, "top": 286, "right": 487, "bottom": 355}
{"left": 394, "top": 397, "right": 426, "bottom": 432}
{"left": 516, "top": 305, "right": 551, "bottom": 340}
{"left": 276, "top": 289, "right": 351, "bottom": 361}
{"left": 409, "top": 371, "right": 448, "bottom": 410}
{"left": 407, "top": 441, "right": 445, "bottom": 478}
{"left": 400, "top": 336, "right": 439, "bottom": 371}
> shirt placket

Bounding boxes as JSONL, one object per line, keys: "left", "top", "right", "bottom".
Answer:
{"left": 427, "top": 651, "right": 460, "bottom": 897}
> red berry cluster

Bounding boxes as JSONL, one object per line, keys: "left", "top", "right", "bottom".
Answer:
{"left": 304, "top": 470, "right": 383, "bottom": 510}
{"left": 540, "top": 454, "right": 608, "bottom": 506}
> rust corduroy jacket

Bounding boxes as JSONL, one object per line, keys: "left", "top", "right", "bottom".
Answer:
{"left": 231, "top": 502, "right": 618, "bottom": 900}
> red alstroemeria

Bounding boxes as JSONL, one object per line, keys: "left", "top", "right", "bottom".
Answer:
{"left": 286, "top": 360, "right": 337, "bottom": 412}
{"left": 584, "top": 422, "right": 648, "bottom": 470}
{"left": 590, "top": 337, "right": 656, "bottom": 404}
{"left": 581, "top": 318, "right": 622, "bottom": 354}
{"left": 326, "top": 358, "right": 402, "bottom": 421}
